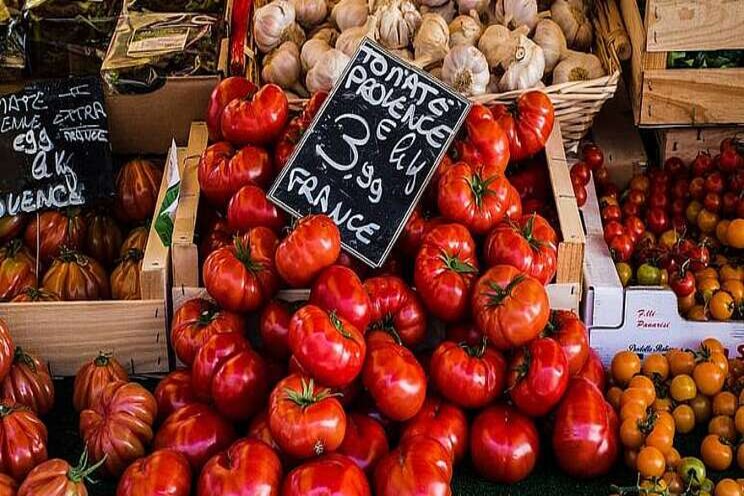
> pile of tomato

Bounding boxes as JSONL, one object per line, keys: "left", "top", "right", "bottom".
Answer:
{"left": 582, "top": 138, "right": 744, "bottom": 323}
{"left": 607, "top": 339, "right": 744, "bottom": 496}
{"left": 0, "top": 158, "right": 163, "bottom": 302}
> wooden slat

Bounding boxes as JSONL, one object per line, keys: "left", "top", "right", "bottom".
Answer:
{"left": 544, "top": 125, "right": 575, "bottom": 199}
{"left": 619, "top": 0, "right": 647, "bottom": 125}
{"left": 646, "top": 0, "right": 744, "bottom": 52}
{"left": 657, "top": 127, "right": 743, "bottom": 163}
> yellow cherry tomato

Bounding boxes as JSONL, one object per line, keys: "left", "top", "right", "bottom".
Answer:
{"left": 670, "top": 374, "right": 697, "bottom": 402}
{"left": 690, "top": 394, "right": 712, "bottom": 424}
{"left": 698, "top": 209, "right": 720, "bottom": 234}
{"left": 667, "top": 349, "right": 695, "bottom": 377}
{"left": 713, "top": 391, "right": 738, "bottom": 417}
{"left": 673, "top": 404, "right": 696, "bottom": 434}
{"left": 611, "top": 351, "right": 641, "bottom": 386}
{"left": 710, "top": 291, "right": 735, "bottom": 321}
{"left": 686, "top": 201, "right": 703, "bottom": 225}
{"left": 727, "top": 218, "right": 744, "bottom": 249}
{"left": 701, "top": 434, "right": 733, "bottom": 472}
{"left": 694, "top": 361, "right": 726, "bottom": 396}
{"left": 642, "top": 353, "right": 670, "bottom": 381}
{"left": 716, "top": 219, "right": 731, "bottom": 245}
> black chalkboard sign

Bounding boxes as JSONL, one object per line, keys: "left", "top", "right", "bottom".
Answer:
{"left": 269, "top": 39, "right": 470, "bottom": 268}
{"left": 0, "top": 76, "right": 113, "bottom": 218}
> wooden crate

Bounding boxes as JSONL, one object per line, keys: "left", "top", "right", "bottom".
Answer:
{"left": 656, "top": 126, "right": 744, "bottom": 163}
{"left": 0, "top": 145, "right": 190, "bottom": 376}
{"left": 620, "top": 0, "right": 744, "bottom": 127}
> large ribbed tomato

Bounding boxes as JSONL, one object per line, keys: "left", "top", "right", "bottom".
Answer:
{"left": 374, "top": 436, "right": 452, "bottom": 496}
{"left": 153, "top": 369, "right": 196, "bottom": 422}
{"left": 506, "top": 337, "right": 569, "bottom": 417}
{"left": 84, "top": 210, "right": 123, "bottom": 268}
{"left": 1, "top": 348, "right": 54, "bottom": 415}
{"left": 464, "top": 104, "right": 510, "bottom": 173}
{"left": 10, "top": 288, "right": 60, "bottom": 302}
{"left": 490, "top": 90, "right": 555, "bottom": 162}
{"left": 171, "top": 298, "right": 245, "bottom": 366}
{"left": 73, "top": 352, "right": 128, "bottom": 412}
{"left": 110, "top": 249, "right": 143, "bottom": 300}
{"left": 0, "top": 401, "right": 48, "bottom": 481}
{"left": 206, "top": 76, "right": 257, "bottom": 142}
{"left": 576, "top": 348, "right": 606, "bottom": 392}
{"left": 197, "top": 438, "right": 282, "bottom": 496}
{"left": 226, "top": 185, "right": 286, "bottom": 233}
{"left": 0, "top": 241, "right": 36, "bottom": 301}
{"left": 400, "top": 396, "right": 468, "bottom": 463}
{"left": 41, "top": 250, "right": 109, "bottom": 301}
{"left": 0, "top": 215, "right": 24, "bottom": 245}
{"left": 337, "top": 412, "right": 389, "bottom": 474}
{"left": 117, "top": 450, "right": 191, "bottom": 496}
{"left": 221, "top": 84, "right": 289, "bottom": 146}
{"left": 0, "top": 473, "right": 15, "bottom": 495}
{"left": 364, "top": 276, "right": 427, "bottom": 348}
{"left": 471, "top": 265, "right": 550, "bottom": 350}
{"left": 542, "top": 310, "right": 589, "bottom": 376}
{"left": 24, "top": 208, "right": 86, "bottom": 263}
{"left": 199, "top": 142, "right": 273, "bottom": 207}
{"left": 17, "top": 452, "right": 102, "bottom": 496}
{"left": 309, "top": 265, "right": 372, "bottom": 333}
{"left": 203, "top": 228, "right": 279, "bottom": 313}
{"left": 259, "top": 299, "right": 296, "bottom": 360}
{"left": 275, "top": 215, "right": 341, "bottom": 288}
{"left": 0, "top": 321, "right": 13, "bottom": 385}
{"left": 115, "top": 159, "right": 163, "bottom": 223}
{"left": 120, "top": 226, "right": 148, "bottom": 255}
{"left": 283, "top": 454, "right": 370, "bottom": 496}
{"left": 79, "top": 381, "right": 157, "bottom": 476}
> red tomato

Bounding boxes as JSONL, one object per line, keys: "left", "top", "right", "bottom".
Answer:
{"left": 364, "top": 276, "right": 427, "bottom": 348}
{"left": 73, "top": 353, "right": 128, "bottom": 412}
{"left": 664, "top": 156, "right": 685, "bottom": 175}
{"left": 400, "top": 396, "right": 468, "bottom": 463}
{"left": 117, "top": 450, "right": 191, "bottom": 496}
{"left": 206, "top": 76, "right": 256, "bottom": 142}
{"left": 471, "top": 265, "right": 550, "bottom": 350}
{"left": 17, "top": 453, "right": 101, "bottom": 496}
{"left": 374, "top": 435, "right": 452, "bottom": 496}
{"left": 226, "top": 185, "right": 286, "bottom": 233}
{"left": 115, "top": 159, "right": 163, "bottom": 224}
{"left": 570, "top": 162, "right": 591, "bottom": 186}
{"left": 719, "top": 147, "right": 743, "bottom": 173}
{"left": 0, "top": 401, "right": 47, "bottom": 481}
{"left": 582, "top": 143, "right": 604, "bottom": 170}
{"left": 692, "top": 151, "right": 714, "bottom": 176}
{"left": 483, "top": 214, "right": 558, "bottom": 285}
{"left": 573, "top": 181, "right": 587, "bottom": 207}
{"left": 398, "top": 208, "right": 446, "bottom": 256}
{"left": 669, "top": 270, "right": 695, "bottom": 297}
{"left": 470, "top": 404, "right": 539, "bottom": 483}
{"left": 1, "top": 348, "right": 54, "bottom": 415}
{"left": 338, "top": 412, "right": 389, "bottom": 474}
{"left": 24, "top": 209, "right": 86, "bottom": 263}
{"left": 603, "top": 221, "right": 625, "bottom": 245}
{"left": 593, "top": 166, "right": 610, "bottom": 186}
{"left": 0, "top": 241, "right": 35, "bottom": 302}
{"left": 248, "top": 410, "right": 282, "bottom": 454}
{"left": 430, "top": 340, "right": 506, "bottom": 410}
{"left": 268, "top": 374, "right": 346, "bottom": 458}
{"left": 601, "top": 204, "right": 622, "bottom": 224}
{"left": 542, "top": 310, "right": 589, "bottom": 376}
{"left": 576, "top": 348, "right": 606, "bottom": 392}
{"left": 552, "top": 378, "right": 619, "bottom": 478}
{"left": 438, "top": 162, "right": 515, "bottom": 235}
{"left": 275, "top": 215, "right": 341, "bottom": 288}
{"left": 153, "top": 369, "right": 196, "bottom": 422}
{"left": 309, "top": 265, "right": 372, "bottom": 332}
{"left": 203, "top": 228, "right": 279, "bottom": 313}
{"left": 465, "top": 104, "right": 510, "bottom": 173}
{"left": 507, "top": 337, "right": 569, "bottom": 417}
{"left": 624, "top": 216, "right": 646, "bottom": 243}
{"left": 414, "top": 223, "right": 479, "bottom": 322}
{"left": 445, "top": 322, "right": 483, "bottom": 346}
{"left": 609, "top": 234, "right": 634, "bottom": 262}
{"left": 0, "top": 474, "right": 15, "bottom": 496}
{"left": 171, "top": 298, "right": 245, "bottom": 366}
{"left": 705, "top": 171, "right": 725, "bottom": 193}
{"left": 192, "top": 333, "right": 268, "bottom": 421}
{"left": 83, "top": 210, "right": 122, "bottom": 269}
{"left": 154, "top": 404, "right": 236, "bottom": 471}
{"left": 283, "top": 454, "right": 370, "bottom": 496}
{"left": 362, "top": 339, "right": 426, "bottom": 421}
{"left": 490, "top": 91, "right": 554, "bottom": 162}
{"left": 199, "top": 144, "right": 273, "bottom": 207}
{"left": 259, "top": 299, "right": 296, "bottom": 360}
{"left": 289, "top": 305, "right": 366, "bottom": 387}
{"left": 221, "top": 84, "right": 289, "bottom": 146}
{"left": 197, "top": 438, "right": 282, "bottom": 496}
{"left": 0, "top": 215, "right": 24, "bottom": 246}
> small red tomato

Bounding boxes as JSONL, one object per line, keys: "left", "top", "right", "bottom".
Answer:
{"left": 645, "top": 208, "right": 670, "bottom": 235}
{"left": 275, "top": 215, "right": 341, "bottom": 288}
{"left": 609, "top": 234, "right": 634, "bottom": 262}
{"left": 259, "top": 299, "right": 296, "bottom": 360}
{"left": 197, "top": 438, "right": 282, "bottom": 496}
{"left": 621, "top": 201, "right": 640, "bottom": 219}
{"left": 400, "top": 396, "right": 468, "bottom": 463}
{"left": 664, "top": 156, "right": 685, "bottom": 176}
{"left": 338, "top": 412, "right": 389, "bottom": 474}
{"left": 626, "top": 189, "right": 646, "bottom": 207}
{"left": 671, "top": 178, "right": 690, "bottom": 199}
{"left": 601, "top": 205, "right": 622, "bottom": 224}
{"left": 692, "top": 151, "right": 714, "bottom": 176}
{"left": 221, "top": 84, "right": 289, "bottom": 146}
{"left": 117, "top": 450, "right": 192, "bottom": 496}
{"left": 722, "top": 191, "right": 738, "bottom": 215}
{"left": 670, "top": 198, "right": 686, "bottom": 217}
{"left": 582, "top": 144, "right": 604, "bottom": 171}
{"left": 570, "top": 162, "right": 591, "bottom": 185}
{"left": 623, "top": 217, "right": 645, "bottom": 244}
{"left": 364, "top": 276, "right": 427, "bottom": 348}
{"left": 542, "top": 310, "right": 589, "bottom": 376}
{"left": 227, "top": 185, "right": 286, "bottom": 233}
{"left": 689, "top": 176, "right": 706, "bottom": 200}
{"left": 705, "top": 171, "right": 725, "bottom": 194}
{"left": 374, "top": 436, "right": 452, "bottom": 496}
{"left": 593, "top": 166, "right": 610, "bottom": 186}
{"left": 669, "top": 270, "right": 695, "bottom": 297}
{"left": 572, "top": 180, "right": 587, "bottom": 207}
{"left": 309, "top": 265, "right": 372, "bottom": 332}
{"left": 470, "top": 404, "right": 539, "bottom": 483}
{"left": 153, "top": 369, "right": 196, "bottom": 422}
{"left": 603, "top": 221, "right": 626, "bottom": 245}
{"left": 647, "top": 191, "right": 669, "bottom": 211}
{"left": 507, "top": 337, "right": 569, "bottom": 417}
{"left": 703, "top": 192, "right": 721, "bottom": 213}
{"left": 283, "top": 454, "right": 370, "bottom": 496}
{"left": 718, "top": 148, "right": 743, "bottom": 173}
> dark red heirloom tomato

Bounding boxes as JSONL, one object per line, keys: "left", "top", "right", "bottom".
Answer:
{"left": 289, "top": 305, "right": 366, "bottom": 388}
{"left": 83, "top": 210, "right": 122, "bottom": 269}
{"left": 73, "top": 352, "right": 128, "bottom": 412}
{"left": 542, "top": 310, "right": 589, "bottom": 376}
{"left": 0, "top": 473, "right": 15, "bottom": 496}
{"left": 154, "top": 404, "right": 236, "bottom": 471}
{"left": 552, "top": 378, "right": 619, "bottom": 478}
{"left": 0, "top": 241, "right": 36, "bottom": 302}
{"left": 227, "top": 185, "right": 286, "bottom": 233}
{"left": 0, "top": 322, "right": 13, "bottom": 385}
{"left": 400, "top": 396, "right": 468, "bottom": 463}
{"left": 199, "top": 144, "right": 273, "bottom": 208}
{"left": 115, "top": 159, "right": 163, "bottom": 224}
{"left": 470, "top": 404, "right": 539, "bottom": 483}
{"left": 364, "top": 276, "right": 427, "bottom": 348}
{"left": 221, "top": 84, "right": 289, "bottom": 146}
{"left": 309, "top": 265, "right": 372, "bottom": 332}
{"left": 248, "top": 409, "right": 282, "bottom": 454}
{"left": 268, "top": 374, "right": 346, "bottom": 459}
{"left": 197, "top": 438, "right": 282, "bottom": 496}
{"left": 10, "top": 288, "right": 59, "bottom": 302}
{"left": 1, "top": 348, "right": 54, "bottom": 415}
{"left": 437, "top": 161, "right": 515, "bottom": 235}
{"left": 490, "top": 90, "right": 554, "bottom": 162}
{"left": 203, "top": 228, "right": 279, "bottom": 313}
{"left": 398, "top": 207, "right": 446, "bottom": 256}
{"left": 445, "top": 322, "right": 483, "bottom": 347}
{"left": 338, "top": 412, "right": 389, "bottom": 474}
{"left": 24, "top": 209, "right": 86, "bottom": 263}
{"left": 117, "top": 450, "right": 191, "bottom": 496}
{"left": 42, "top": 250, "right": 110, "bottom": 301}
{"left": 17, "top": 453, "right": 102, "bottom": 496}
{"left": 471, "top": 265, "right": 550, "bottom": 350}
{"left": 430, "top": 340, "right": 506, "bottom": 410}
{"left": 465, "top": 104, "right": 510, "bottom": 173}
{"left": 362, "top": 337, "right": 426, "bottom": 422}
{"left": 374, "top": 436, "right": 452, "bottom": 496}
{"left": 200, "top": 217, "right": 233, "bottom": 260}
{"left": 171, "top": 298, "right": 245, "bottom": 366}
{"left": 283, "top": 454, "right": 370, "bottom": 496}
{"left": 192, "top": 333, "right": 268, "bottom": 421}
{"left": 414, "top": 223, "right": 479, "bottom": 323}
{"left": 259, "top": 299, "right": 297, "bottom": 360}
{"left": 484, "top": 214, "right": 558, "bottom": 285}
{"left": 0, "top": 214, "right": 24, "bottom": 245}
{"left": 153, "top": 369, "right": 196, "bottom": 422}
{"left": 206, "top": 76, "right": 257, "bottom": 141}
{"left": 507, "top": 337, "right": 569, "bottom": 417}
{"left": 0, "top": 401, "right": 48, "bottom": 481}
{"left": 576, "top": 349, "right": 606, "bottom": 393}
{"left": 275, "top": 215, "right": 341, "bottom": 288}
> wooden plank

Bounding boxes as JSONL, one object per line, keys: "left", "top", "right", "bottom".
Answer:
{"left": 640, "top": 68, "right": 744, "bottom": 126}
{"left": 619, "top": 0, "right": 646, "bottom": 125}
{"left": 646, "top": 0, "right": 744, "bottom": 52}
{"left": 544, "top": 125, "right": 575, "bottom": 199}
{"left": 555, "top": 197, "right": 585, "bottom": 286}
{"left": 0, "top": 300, "right": 168, "bottom": 376}
{"left": 657, "top": 127, "right": 743, "bottom": 163}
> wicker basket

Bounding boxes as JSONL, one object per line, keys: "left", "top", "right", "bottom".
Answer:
{"left": 244, "top": 0, "right": 622, "bottom": 152}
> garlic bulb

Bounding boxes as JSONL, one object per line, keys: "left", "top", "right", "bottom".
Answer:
{"left": 331, "top": 0, "right": 369, "bottom": 31}
{"left": 478, "top": 24, "right": 511, "bottom": 69}
{"left": 449, "top": 12, "right": 482, "bottom": 47}
{"left": 498, "top": 34, "right": 544, "bottom": 91}
{"left": 391, "top": 48, "right": 414, "bottom": 61}
{"left": 309, "top": 25, "right": 339, "bottom": 45}
{"left": 486, "top": 74, "right": 499, "bottom": 93}
{"left": 455, "top": 0, "right": 488, "bottom": 16}
{"left": 551, "top": 0, "right": 592, "bottom": 50}
{"left": 291, "top": 0, "right": 328, "bottom": 27}
{"left": 376, "top": 0, "right": 422, "bottom": 50}
{"left": 429, "top": 65, "right": 443, "bottom": 79}
{"left": 254, "top": 0, "right": 306, "bottom": 53}
{"left": 336, "top": 24, "right": 369, "bottom": 56}
{"left": 552, "top": 51, "right": 604, "bottom": 84}
{"left": 419, "top": 0, "right": 448, "bottom": 7}
{"left": 262, "top": 42, "right": 302, "bottom": 91}
{"left": 421, "top": 1, "right": 456, "bottom": 23}
{"left": 301, "top": 37, "right": 332, "bottom": 71}
{"left": 441, "top": 45, "right": 489, "bottom": 96}
{"left": 306, "top": 48, "right": 350, "bottom": 92}
{"left": 494, "top": 0, "right": 538, "bottom": 31}
{"left": 414, "top": 13, "right": 449, "bottom": 64}
{"left": 533, "top": 19, "right": 566, "bottom": 72}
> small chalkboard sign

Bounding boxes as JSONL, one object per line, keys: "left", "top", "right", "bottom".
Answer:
{"left": 269, "top": 39, "right": 470, "bottom": 268}
{"left": 0, "top": 76, "right": 113, "bottom": 218}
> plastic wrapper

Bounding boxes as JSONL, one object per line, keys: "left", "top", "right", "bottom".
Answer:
{"left": 101, "top": 12, "right": 222, "bottom": 94}
{"left": 0, "top": 0, "right": 25, "bottom": 81}
{"left": 126, "top": 0, "right": 225, "bottom": 15}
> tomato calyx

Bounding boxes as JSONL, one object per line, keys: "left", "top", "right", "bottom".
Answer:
{"left": 439, "top": 252, "right": 477, "bottom": 275}
{"left": 518, "top": 214, "right": 544, "bottom": 250}
{"left": 1, "top": 238, "right": 24, "bottom": 258}
{"left": 460, "top": 336, "right": 488, "bottom": 358}
{"left": 609, "top": 476, "right": 668, "bottom": 496}
{"left": 509, "top": 348, "right": 531, "bottom": 384}
{"left": 57, "top": 247, "right": 89, "bottom": 266}
{"left": 93, "top": 351, "right": 114, "bottom": 367}
{"left": 483, "top": 275, "right": 525, "bottom": 308}
{"left": 467, "top": 173, "right": 496, "bottom": 208}
{"left": 118, "top": 249, "right": 144, "bottom": 264}
{"left": 368, "top": 316, "right": 403, "bottom": 345}
{"left": 13, "top": 346, "right": 37, "bottom": 373}
{"left": 197, "top": 307, "right": 219, "bottom": 326}
{"left": 329, "top": 311, "right": 355, "bottom": 341}
{"left": 67, "top": 449, "right": 107, "bottom": 484}
{"left": 0, "top": 404, "right": 18, "bottom": 417}
{"left": 233, "top": 237, "right": 264, "bottom": 274}
{"left": 283, "top": 377, "right": 341, "bottom": 410}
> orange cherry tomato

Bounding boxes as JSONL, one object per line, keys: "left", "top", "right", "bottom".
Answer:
{"left": 668, "top": 349, "right": 695, "bottom": 377}
{"left": 690, "top": 394, "right": 712, "bottom": 424}
{"left": 665, "top": 448, "right": 681, "bottom": 471}
{"left": 673, "top": 404, "right": 696, "bottom": 434}
{"left": 722, "top": 279, "right": 744, "bottom": 305}
{"left": 697, "top": 209, "right": 719, "bottom": 234}
{"left": 621, "top": 401, "right": 648, "bottom": 423}
{"left": 715, "top": 478, "right": 744, "bottom": 496}
{"left": 701, "top": 338, "right": 726, "bottom": 355}
{"left": 653, "top": 397, "right": 673, "bottom": 413}
{"left": 628, "top": 375, "right": 656, "bottom": 405}
{"left": 713, "top": 392, "right": 738, "bottom": 417}
{"left": 696, "top": 268, "right": 719, "bottom": 283}
{"left": 646, "top": 419, "right": 675, "bottom": 455}
{"left": 620, "top": 418, "right": 644, "bottom": 450}
{"left": 694, "top": 362, "right": 726, "bottom": 396}
{"left": 678, "top": 293, "right": 697, "bottom": 313}
{"left": 687, "top": 305, "right": 709, "bottom": 321}
{"left": 726, "top": 219, "right": 744, "bottom": 249}
{"left": 720, "top": 264, "right": 743, "bottom": 282}
{"left": 735, "top": 407, "right": 744, "bottom": 435}
{"left": 607, "top": 386, "right": 623, "bottom": 411}
{"left": 737, "top": 444, "right": 744, "bottom": 470}
{"left": 637, "top": 446, "right": 666, "bottom": 478}
{"left": 611, "top": 351, "right": 641, "bottom": 386}
{"left": 701, "top": 434, "right": 733, "bottom": 471}
{"left": 663, "top": 471, "right": 684, "bottom": 494}
{"left": 716, "top": 220, "right": 730, "bottom": 245}
{"left": 670, "top": 374, "right": 697, "bottom": 402}
{"left": 710, "top": 291, "right": 735, "bottom": 321}
{"left": 709, "top": 415, "right": 737, "bottom": 443}
{"left": 698, "top": 278, "right": 721, "bottom": 302}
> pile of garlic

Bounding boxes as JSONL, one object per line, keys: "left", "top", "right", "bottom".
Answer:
{"left": 252, "top": 0, "right": 605, "bottom": 97}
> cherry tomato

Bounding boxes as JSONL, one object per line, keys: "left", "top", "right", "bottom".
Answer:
{"left": 637, "top": 446, "right": 666, "bottom": 478}
{"left": 611, "top": 351, "right": 641, "bottom": 386}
